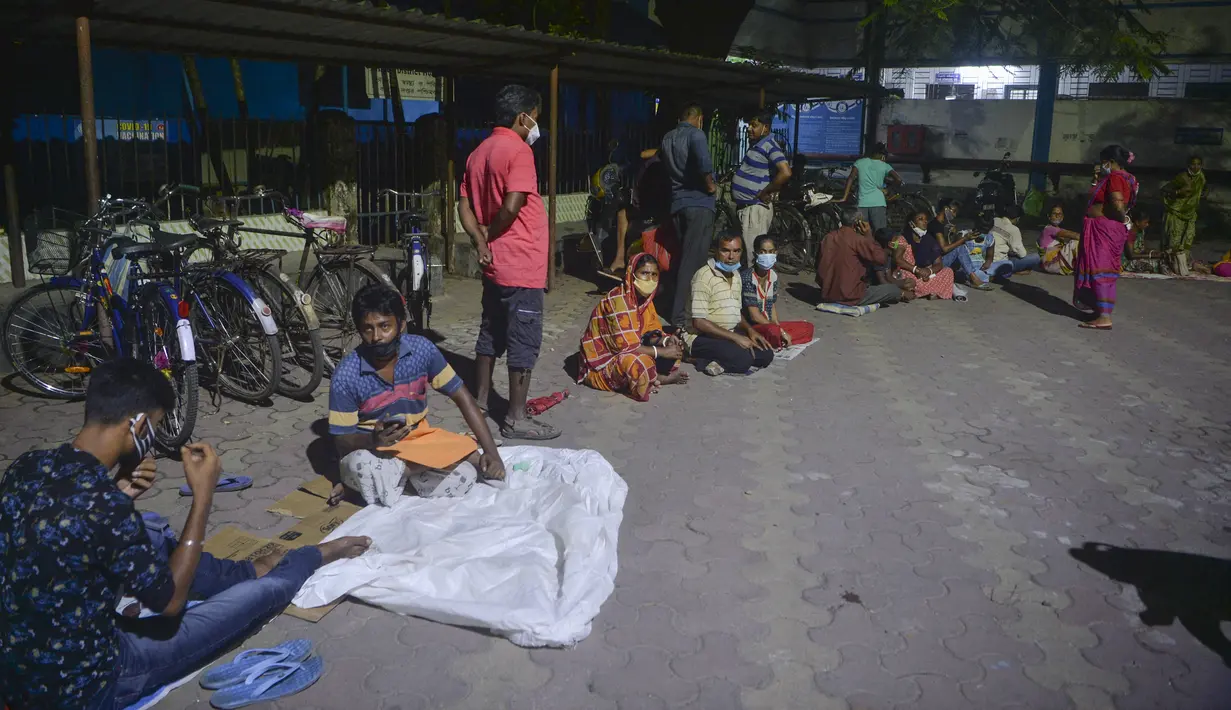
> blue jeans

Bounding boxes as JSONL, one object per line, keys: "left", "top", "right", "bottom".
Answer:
{"left": 977, "top": 254, "right": 1042, "bottom": 281}
{"left": 100, "top": 522, "right": 323, "bottom": 709}
{"left": 941, "top": 247, "right": 977, "bottom": 280}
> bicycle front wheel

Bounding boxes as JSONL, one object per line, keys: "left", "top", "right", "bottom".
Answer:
{"left": 191, "top": 275, "right": 281, "bottom": 403}
{"left": 714, "top": 201, "right": 738, "bottom": 238}
{"left": 770, "top": 204, "right": 813, "bottom": 274}
{"left": 396, "top": 267, "right": 430, "bottom": 334}
{"left": 305, "top": 259, "right": 386, "bottom": 374}
{"left": 131, "top": 283, "right": 199, "bottom": 451}
{"left": 2, "top": 284, "right": 108, "bottom": 398}
{"left": 251, "top": 267, "right": 325, "bottom": 399}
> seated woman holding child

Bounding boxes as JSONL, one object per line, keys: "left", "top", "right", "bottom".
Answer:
{"left": 578, "top": 253, "right": 687, "bottom": 401}
{"left": 741, "top": 235, "right": 814, "bottom": 347}
{"left": 1121, "top": 209, "right": 1166, "bottom": 274}
{"left": 885, "top": 218, "right": 956, "bottom": 299}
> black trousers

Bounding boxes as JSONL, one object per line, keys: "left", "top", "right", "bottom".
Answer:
{"left": 690, "top": 335, "right": 774, "bottom": 374}
{"left": 668, "top": 206, "right": 716, "bottom": 326}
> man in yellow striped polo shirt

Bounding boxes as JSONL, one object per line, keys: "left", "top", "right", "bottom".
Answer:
{"left": 684, "top": 233, "right": 775, "bottom": 375}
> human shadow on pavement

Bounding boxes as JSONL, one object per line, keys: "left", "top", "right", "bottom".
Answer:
{"left": 436, "top": 346, "right": 511, "bottom": 422}
{"left": 785, "top": 281, "right": 823, "bottom": 306}
{"left": 305, "top": 418, "right": 363, "bottom": 507}
{"left": 1070, "top": 542, "right": 1231, "bottom": 666}
{"left": 998, "top": 279, "right": 1088, "bottom": 322}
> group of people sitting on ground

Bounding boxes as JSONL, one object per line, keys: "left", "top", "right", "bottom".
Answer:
{"left": 575, "top": 104, "right": 818, "bottom": 401}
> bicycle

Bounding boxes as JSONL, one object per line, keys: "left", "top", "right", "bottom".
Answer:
{"left": 187, "top": 214, "right": 326, "bottom": 399}
{"left": 365, "top": 189, "right": 437, "bottom": 333}
{"left": 886, "top": 188, "right": 936, "bottom": 228}
{"left": 209, "top": 189, "right": 393, "bottom": 374}
{"left": 3, "top": 194, "right": 201, "bottom": 450}
{"left": 713, "top": 169, "right": 739, "bottom": 238}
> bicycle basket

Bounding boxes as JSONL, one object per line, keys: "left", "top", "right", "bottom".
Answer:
{"left": 27, "top": 227, "right": 77, "bottom": 275}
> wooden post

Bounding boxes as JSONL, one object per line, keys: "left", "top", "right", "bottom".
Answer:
{"left": 547, "top": 65, "right": 559, "bottom": 291}
{"left": 442, "top": 74, "right": 456, "bottom": 274}
{"left": 4, "top": 165, "right": 24, "bottom": 288}
{"left": 76, "top": 16, "right": 101, "bottom": 207}
{"left": 759, "top": 87, "right": 766, "bottom": 108}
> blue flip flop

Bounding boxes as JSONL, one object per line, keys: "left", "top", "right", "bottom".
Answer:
{"left": 210, "top": 656, "right": 324, "bottom": 709}
{"left": 200, "top": 639, "right": 312, "bottom": 690}
{"left": 181, "top": 475, "right": 253, "bottom": 496}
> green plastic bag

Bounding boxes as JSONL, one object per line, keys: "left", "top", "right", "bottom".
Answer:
{"left": 1022, "top": 187, "right": 1046, "bottom": 218}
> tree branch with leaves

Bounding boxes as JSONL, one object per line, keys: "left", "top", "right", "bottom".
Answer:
{"left": 869, "top": 0, "right": 1170, "bottom": 80}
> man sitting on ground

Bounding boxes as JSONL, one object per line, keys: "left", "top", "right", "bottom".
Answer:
{"left": 0, "top": 359, "right": 372, "bottom": 710}
{"left": 685, "top": 232, "right": 774, "bottom": 375}
{"left": 978, "top": 204, "right": 1041, "bottom": 281}
{"left": 329, "top": 284, "right": 505, "bottom": 507}
{"left": 817, "top": 206, "right": 908, "bottom": 307}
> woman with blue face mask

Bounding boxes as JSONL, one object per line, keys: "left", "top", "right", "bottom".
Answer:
{"left": 740, "top": 235, "right": 815, "bottom": 349}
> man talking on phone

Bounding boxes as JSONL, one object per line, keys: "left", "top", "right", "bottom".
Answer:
{"left": 328, "top": 284, "right": 505, "bottom": 507}
{"left": 0, "top": 359, "right": 371, "bottom": 710}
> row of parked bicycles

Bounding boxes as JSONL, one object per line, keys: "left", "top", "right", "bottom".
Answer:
{"left": 711, "top": 168, "right": 936, "bottom": 275}
{"left": 2, "top": 184, "right": 436, "bottom": 452}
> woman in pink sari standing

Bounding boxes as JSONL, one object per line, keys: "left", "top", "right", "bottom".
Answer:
{"left": 1075, "top": 144, "right": 1138, "bottom": 330}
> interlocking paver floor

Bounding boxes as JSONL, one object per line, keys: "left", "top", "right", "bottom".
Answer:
{"left": 3, "top": 269, "right": 1230, "bottom": 709}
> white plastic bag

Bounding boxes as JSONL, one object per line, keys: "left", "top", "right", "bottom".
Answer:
{"left": 292, "top": 446, "right": 627, "bottom": 647}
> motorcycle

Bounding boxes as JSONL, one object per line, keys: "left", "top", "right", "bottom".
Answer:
{"left": 972, "top": 151, "right": 1018, "bottom": 222}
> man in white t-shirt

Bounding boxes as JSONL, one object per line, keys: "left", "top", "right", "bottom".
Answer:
{"left": 977, "top": 204, "right": 1042, "bottom": 281}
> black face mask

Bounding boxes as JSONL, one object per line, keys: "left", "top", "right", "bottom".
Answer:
{"left": 359, "top": 339, "right": 400, "bottom": 362}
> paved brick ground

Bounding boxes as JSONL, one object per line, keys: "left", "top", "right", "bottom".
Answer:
{"left": 3, "top": 269, "right": 1231, "bottom": 710}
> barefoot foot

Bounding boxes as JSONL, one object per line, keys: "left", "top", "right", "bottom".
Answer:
{"left": 318, "top": 535, "right": 372, "bottom": 564}
{"left": 659, "top": 370, "right": 689, "bottom": 385}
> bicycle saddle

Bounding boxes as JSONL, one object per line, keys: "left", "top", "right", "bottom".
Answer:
{"left": 190, "top": 215, "right": 243, "bottom": 232}
{"left": 111, "top": 230, "right": 198, "bottom": 258}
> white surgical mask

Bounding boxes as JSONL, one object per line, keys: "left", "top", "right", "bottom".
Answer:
{"left": 911, "top": 225, "right": 927, "bottom": 236}
{"left": 522, "top": 114, "right": 540, "bottom": 146}
{"left": 755, "top": 253, "right": 777, "bottom": 270}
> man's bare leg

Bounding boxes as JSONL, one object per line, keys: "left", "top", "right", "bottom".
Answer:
{"left": 507, "top": 367, "right": 530, "bottom": 426}
{"left": 473, "top": 354, "right": 496, "bottom": 413}
{"left": 608, "top": 208, "right": 630, "bottom": 272}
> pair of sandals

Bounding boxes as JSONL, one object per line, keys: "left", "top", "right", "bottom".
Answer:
{"left": 200, "top": 639, "right": 323, "bottom": 708}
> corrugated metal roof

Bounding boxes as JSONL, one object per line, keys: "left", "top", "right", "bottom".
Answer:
{"left": 20, "top": 0, "right": 880, "bottom": 105}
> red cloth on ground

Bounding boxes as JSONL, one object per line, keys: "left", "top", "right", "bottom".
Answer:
{"left": 753, "top": 321, "right": 814, "bottom": 350}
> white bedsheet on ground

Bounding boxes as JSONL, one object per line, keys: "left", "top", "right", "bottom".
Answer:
{"left": 292, "top": 446, "right": 627, "bottom": 647}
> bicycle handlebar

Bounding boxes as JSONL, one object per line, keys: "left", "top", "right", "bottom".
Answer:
{"left": 378, "top": 188, "right": 440, "bottom": 199}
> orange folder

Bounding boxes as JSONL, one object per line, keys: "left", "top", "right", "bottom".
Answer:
{"left": 378, "top": 420, "right": 478, "bottom": 469}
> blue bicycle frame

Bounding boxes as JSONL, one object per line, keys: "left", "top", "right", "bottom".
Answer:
{"left": 50, "top": 241, "right": 198, "bottom": 368}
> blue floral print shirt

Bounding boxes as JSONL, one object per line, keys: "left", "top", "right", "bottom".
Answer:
{"left": 0, "top": 444, "right": 174, "bottom": 710}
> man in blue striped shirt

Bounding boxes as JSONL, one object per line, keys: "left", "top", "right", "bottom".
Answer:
{"left": 732, "top": 108, "right": 792, "bottom": 258}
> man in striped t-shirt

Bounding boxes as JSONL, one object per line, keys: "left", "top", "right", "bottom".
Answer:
{"left": 731, "top": 108, "right": 792, "bottom": 258}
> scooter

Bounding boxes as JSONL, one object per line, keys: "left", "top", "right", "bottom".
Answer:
{"left": 973, "top": 152, "right": 1018, "bottom": 222}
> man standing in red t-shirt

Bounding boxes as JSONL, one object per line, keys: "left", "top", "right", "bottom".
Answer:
{"left": 458, "top": 85, "right": 560, "bottom": 440}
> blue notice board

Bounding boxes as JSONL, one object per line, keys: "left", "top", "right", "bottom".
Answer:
{"left": 775, "top": 101, "right": 864, "bottom": 156}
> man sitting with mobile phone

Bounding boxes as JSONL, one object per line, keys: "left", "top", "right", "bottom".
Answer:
{"left": 0, "top": 359, "right": 372, "bottom": 710}
{"left": 329, "top": 284, "right": 506, "bottom": 507}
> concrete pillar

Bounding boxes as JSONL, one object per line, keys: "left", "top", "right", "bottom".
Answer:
{"left": 1030, "top": 61, "right": 1060, "bottom": 192}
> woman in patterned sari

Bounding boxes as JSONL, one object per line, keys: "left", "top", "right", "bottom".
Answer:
{"left": 578, "top": 253, "right": 688, "bottom": 400}
{"left": 1075, "top": 144, "right": 1137, "bottom": 330}
{"left": 1039, "top": 204, "right": 1080, "bottom": 275}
